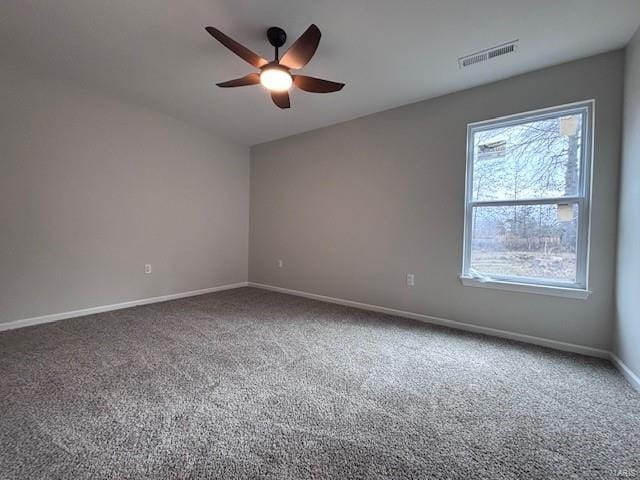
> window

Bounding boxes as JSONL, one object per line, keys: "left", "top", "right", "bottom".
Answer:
{"left": 461, "top": 101, "right": 593, "bottom": 298}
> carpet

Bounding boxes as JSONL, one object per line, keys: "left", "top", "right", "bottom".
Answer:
{"left": 0, "top": 287, "right": 638, "bottom": 479}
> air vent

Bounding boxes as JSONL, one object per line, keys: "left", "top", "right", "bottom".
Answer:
{"left": 459, "top": 40, "right": 519, "bottom": 69}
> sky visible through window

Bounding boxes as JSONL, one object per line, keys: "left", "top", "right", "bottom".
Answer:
{"left": 472, "top": 115, "right": 582, "bottom": 202}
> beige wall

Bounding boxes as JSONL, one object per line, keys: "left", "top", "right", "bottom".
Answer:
{"left": 615, "top": 28, "right": 640, "bottom": 377}
{"left": 250, "top": 51, "right": 624, "bottom": 350}
{"left": 0, "top": 64, "right": 250, "bottom": 323}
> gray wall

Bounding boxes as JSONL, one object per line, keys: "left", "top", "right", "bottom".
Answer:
{"left": 250, "top": 51, "right": 624, "bottom": 350}
{"left": 615, "top": 28, "right": 640, "bottom": 376}
{"left": 0, "top": 64, "right": 249, "bottom": 323}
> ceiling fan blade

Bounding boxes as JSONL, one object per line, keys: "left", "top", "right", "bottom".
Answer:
{"left": 293, "top": 75, "right": 344, "bottom": 93}
{"left": 271, "top": 91, "right": 291, "bottom": 109}
{"left": 205, "top": 27, "right": 268, "bottom": 68}
{"left": 279, "top": 24, "right": 321, "bottom": 70}
{"left": 217, "top": 73, "right": 261, "bottom": 88}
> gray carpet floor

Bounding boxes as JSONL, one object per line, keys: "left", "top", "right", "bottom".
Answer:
{"left": 0, "top": 287, "right": 638, "bottom": 480}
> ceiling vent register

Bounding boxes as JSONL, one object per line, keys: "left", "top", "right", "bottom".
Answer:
{"left": 459, "top": 40, "right": 519, "bottom": 68}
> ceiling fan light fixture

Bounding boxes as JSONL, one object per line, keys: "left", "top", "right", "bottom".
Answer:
{"left": 260, "top": 67, "right": 292, "bottom": 92}
{"left": 206, "top": 24, "right": 345, "bottom": 108}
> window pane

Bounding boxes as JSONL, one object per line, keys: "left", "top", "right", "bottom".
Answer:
{"left": 469, "top": 203, "right": 579, "bottom": 283}
{"left": 472, "top": 112, "right": 583, "bottom": 201}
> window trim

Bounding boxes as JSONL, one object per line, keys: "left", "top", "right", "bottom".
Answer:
{"left": 461, "top": 100, "right": 594, "bottom": 298}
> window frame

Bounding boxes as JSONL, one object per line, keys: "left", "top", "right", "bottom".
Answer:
{"left": 461, "top": 100, "right": 594, "bottom": 299}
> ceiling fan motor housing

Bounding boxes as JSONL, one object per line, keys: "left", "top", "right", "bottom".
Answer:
{"left": 267, "top": 27, "right": 287, "bottom": 48}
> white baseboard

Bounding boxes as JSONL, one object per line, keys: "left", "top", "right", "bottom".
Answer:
{"left": 0, "top": 282, "right": 248, "bottom": 332}
{"left": 609, "top": 353, "right": 640, "bottom": 392}
{"left": 248, "top": 282, "right": 610, "bottom": 359}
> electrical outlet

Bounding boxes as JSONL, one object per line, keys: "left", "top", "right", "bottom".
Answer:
{"left": 406, "top": 274, "right": 415, "bottom": 287}
{"left": 277, "top": 259, "right": 284, "bottom": 268}
{"left": 145, "top": 264, "right": 152, "bottom": 274}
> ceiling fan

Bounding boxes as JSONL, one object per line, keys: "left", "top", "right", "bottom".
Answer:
{"left": 205, "top": 24, "right": 345, "bottom": 109}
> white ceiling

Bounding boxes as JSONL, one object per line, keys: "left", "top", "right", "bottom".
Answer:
{"left": 1, "top": 0, "right": 639, "bottom": 146}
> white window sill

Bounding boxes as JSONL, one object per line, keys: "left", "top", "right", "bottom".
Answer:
{"left": 459, "top": 275, "right": 591, "bottom": 299}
